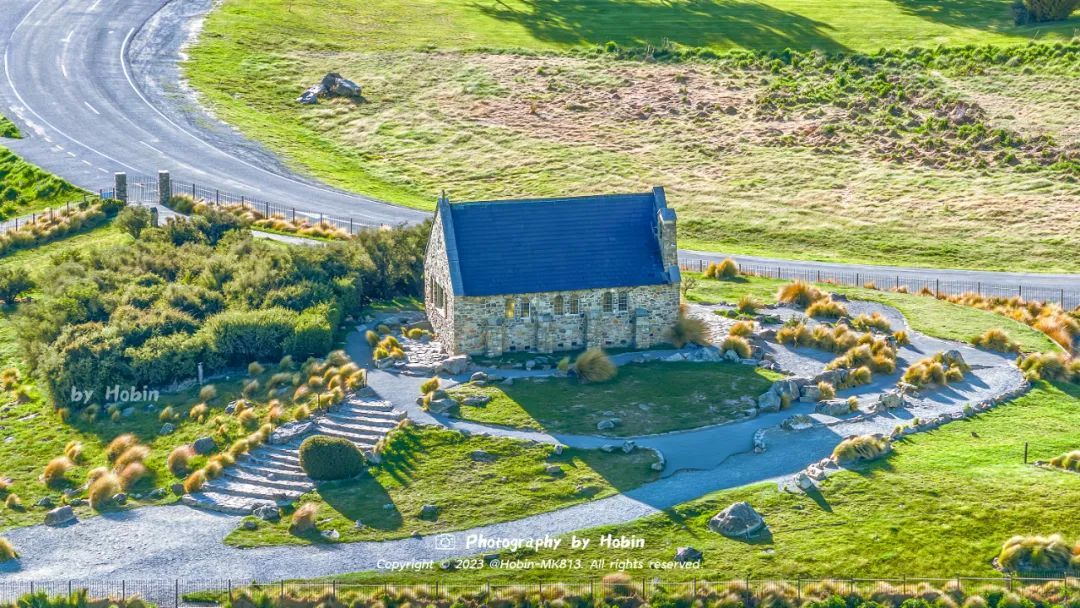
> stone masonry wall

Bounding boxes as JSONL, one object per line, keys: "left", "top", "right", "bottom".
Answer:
{"left": 424, "top": 211, "right": 456, "bottom": 348}
{"left": 450, "top": 283, "right": 680, "bottom": 356}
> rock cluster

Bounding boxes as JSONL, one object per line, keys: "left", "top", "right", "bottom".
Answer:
{"left": 297, "top": 72, "right": 363, "bottom": 105}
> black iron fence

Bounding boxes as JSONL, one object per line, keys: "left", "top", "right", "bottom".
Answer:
{"left": 680, "top": 258, "right": 1080, "bottom": 310}
{"left": 1, "top": 576, "right": 1078, "bottom": 608}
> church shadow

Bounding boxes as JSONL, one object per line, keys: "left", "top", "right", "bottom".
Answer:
{"left": 317, "top": 475, "right": 404, "bottom": 533}
{"left": 471, "top": 0, "right": 849, "bottom": 53}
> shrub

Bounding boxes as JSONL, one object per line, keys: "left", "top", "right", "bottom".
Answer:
{"left": 248, "top": 361, "right": 265, "bottom": 377}
{"left": 365, "top": 330, "right": 379, "bottom": 346}
{"left": 113, "top": 445, "right": 150, "bottom": 471}
{"left": 817, "top": 381, "right": 836, "bottom": 401}
{"left": 290, "top": 502, "right": 319, "bottom": 534}
{"left": 574, "top": 348, "right": 617, "bottom": 383}
{"left": 777, "top": 281, "right": 825, "bottom": 307}
{"left": 0, "top": 268, "right": 33, "bottom": 304}
{"left": 721, "top": 335, "right": 752, "bottom": 359}
{"left": 118, "top": 461, "right": 148, "bottom": 490}
{"left": 159, "top": 406, "right": 177, "bottom": 422}
{"left": 806, "top": 297, "right": 848, "bottom": 319}
{"left": 997, "top": 534, "right": 1075, "bottom": 571}
{"left": 893, "top": 330, "right": 911, "bottom": 346}
{"left": 705, "top": 258, "right": 739, "bottom": 279}
{"left": 88, "top": 472, "right": 122, "bottom": 511}
{"left": 903, "top": 352, "right": 966, "bottom": 388}
{"left": 1013, "top": 0, "right": 1079, "bottom": 24}
{"left": 42, "top": 457, "right": 72, "bottom": 487}
{"left": 190, "top": 403, "right": 209, "bottom": 422}
{"left": 64, "top": 441, "right": 84, "bottom": 464}
{"left": 850, "top": 366, "right": 873, "bottom": 385}
{"left": 5, "top": 494, "right": 22, "bottom": 510}
{"left": 972, "top": 328, "right": 1020, "bottom": 353}
{"left": 665, "top": 315, "right": 710, "bottom": 348}
{"left": 105, "top": 434, "right": 138, "bottom": 462}
{"left": 299, "top": 435, "right": 366, "bottom": 481}
{"left": 1018, "top": 352, "right": 1076, "bottom": 383}
{"left": 0, "top": 537, "right": 16, "bottom": 562}
{"left": 115, "top": 205, "right": 152, "bottom": 238}
{"left": 736, "top": 294, "right": 760, "bottom": 314}
{"left": 199, "top": 385, "right": 218, "bottom": 403}
{"left": 833, "top": 434, "right": 890, "bottom": 463}
{"left": 168, "top": 445, "right": 195, "bottom": 477}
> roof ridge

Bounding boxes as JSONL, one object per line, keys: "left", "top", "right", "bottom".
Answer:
{"left": 449, "top": 191, "right": 656, "bottom": 207}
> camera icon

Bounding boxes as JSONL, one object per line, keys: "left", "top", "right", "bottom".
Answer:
{"left": 433, "top": 534, "right": 457, "bottom": 551}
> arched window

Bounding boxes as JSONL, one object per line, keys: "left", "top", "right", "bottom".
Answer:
{"left": 568, "top": 297, "right": 580, "bottom": 315}
{"left": 505, "top": 299, "right": 515, "bottom": 319}
{"left": 602, "top": 292, "right": 614, "bottom": 313}
{"left": 553, "top": 296, "right": 565, "bottom": 316}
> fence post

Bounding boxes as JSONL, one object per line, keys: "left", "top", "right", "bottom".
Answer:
{"left": 1024, "top": 442, "right": 1029, "bottom": 464}
{"left": 216, "top": 190, "right": 220, "bottom": 205}
{"left": 935, "top": 279, "right": 940, "bottom": 296}
{"left": 158, "top": 171, "right": 171, "bottom": 207}
{"left": 350, "top": 218, "right": 354, "bottom": 234}
{"left": 292, "top": 208, "right": 296, "bottom": 222}
{"left": 114, "top": 173, "right": 128, "bottom": 203}
{"left": 266, "top": 202, "right": 270, "bottom": 217}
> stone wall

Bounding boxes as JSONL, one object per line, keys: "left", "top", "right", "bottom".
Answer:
{"left": 449, "top": 283, "right": 680, "bottom": 356}
{"left": 423, "top": 210, "right": 456, "bottom": 349}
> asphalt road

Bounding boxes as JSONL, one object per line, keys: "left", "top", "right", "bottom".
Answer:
{"left": 0, "top": 0, "right": 1077, "bottom": 295}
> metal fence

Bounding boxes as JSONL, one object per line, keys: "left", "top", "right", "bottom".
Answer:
{"left": 125, "top": 174, "right": 373, "bottom": 235}
{"left": 679, "top": 258, "right": 1080, "bottom": 310}
{"left": 0, "top": 195, "right": 105, "bottom": 234}
{"left": 1, "top": 576, "right": 1078, "bottom": 608}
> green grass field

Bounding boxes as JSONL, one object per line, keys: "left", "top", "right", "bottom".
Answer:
{"left": 186, "top": 0, "right": 1080, "bottom": 272}
{"left": 0, "top": 116, "right": 19, "bottom": 139}
{"left": 449, "top": 362, "right": 782, "bottom": 436}
{"left": 226, "top": 424, "right": 659, "bottom": 547}
{"left": 0, "top": 147, "right": 86, "bottom": 220}
{"left": 332, "top": 380, "right": 1080, "bottom": 582}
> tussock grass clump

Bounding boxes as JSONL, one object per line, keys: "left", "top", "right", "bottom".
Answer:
{"left": 778, "top": 321, "right": 861, "bottom": 353}
{"left": 941, "top": 292, "right": 1079, "bottom": 351}
{"left": 290, "top": 502, "right": 319, "bottom": 534}
{"left": 419, "top": 377, "right": 440, "bottom": 395}
{"left": 736, "top": 294, "right": 760, "bottom": 314}
{"left": 777, "top": 281, "right": 825, "bottom": 308}
{"left": 817, "top": 381, "right": 836, "bottom": 401}
{"left": 903, "top": 352, "right": 968, "bottom": 388}
{"left": 972, "top": 328, "right": 1020, "bottom": 353}
{"left": 828, "top": 336, "right": 898, "bottom": 375}
{"left": 248, "top": 361, "right": 265, "bottom": 377}
{"left": 183, "top": 470, "right": 207, "bottom": 494}
{"left": 893, "top": 330, "right": 911, "bottom": 346}
{"left": 997, "top": 534, "right": 1078, "bottom": 571}
{"left": 833, "top": 434, "right": 891, "bottom": 463}
{"left": 5, "top": 494, "right": 23, "bottom": 510}
{"left": 118, "top": 462, "right": 147, "bottom": 490}
{"left": 728, "top": 320, "right": 755, "bottom": 338}
{"left": 114, "top": 445, "right": 150, "bottom": 472}
{"left": 88, "top": 472, "right": 122, "bottom": 511}
{"left": 704, "top": 258, "right": 739, "bottom": 280}
{"left": 199, "top": 384, "right": 218, "bottom": 403}
{"left": 1048, "top": 450, "right": 1080, "bottom": 472}
{"left": 1018, "top": 352, "right": 1078, "bottom": 383}
{"left": 721, "top": 335, "right": 752, "bottom": 359}
{"left": 64, "top": 441, "right": 84, "bottom": 464}
{"left": 665, "top": 314, "right": 710, "bottom": 348}
{"left": 574, "top": 348, "right": 617, "bottom": 383}
{"left": 42, "top": 457, "right": 72, "bottom": 488}
{"left": 168, "top": 445, "right": 196, "bottom": 477}
{"left": 189, "top": 403, "right": 209, "bottom": 422}
{"left": 105, "top": 434, "right": 138, "bottom": 462}
{"left": 852, "top": 311, "right": 892, "bottom": 332}
{"left": 806, "top": 297, "right": 848, "bottom": 319}
{"left": 0, "top": 537, "right": 16, "bottom": 562}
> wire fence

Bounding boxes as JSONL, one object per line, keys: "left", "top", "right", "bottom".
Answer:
{"left": 124, "top": 174, "right": 374, "bottom": 235}
{"left": 2, "top": 576, "right": 1079, "bottom": 608}
{"left": 679, "top": 258, "right": 1080, "bottom": 310}
{"left": 0, "top": 195, "right": 106, "bottom": 234}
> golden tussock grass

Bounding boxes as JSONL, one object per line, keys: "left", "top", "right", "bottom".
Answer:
{"left": 42, "top": 457, "right": 72, "bottom": 487}
{"left": 833, "top": 434, "right": 890, "bottom": 463}
{"left": 721, "top": 335, "right": 752, "bottom": 359}
{"left": 105, "top": 434, "right": 138, "bottom": 462}
{"left": 290, "top": 502, "right": 319, "bottom": 534}
{"left": 777, "top": 281, "right": 825, "bottom": 308}
{"left": 88, "top": 472, "right": 122, "bottom": 511}
{"left": 168, "top": 445, "right": 196, "bottom": 477}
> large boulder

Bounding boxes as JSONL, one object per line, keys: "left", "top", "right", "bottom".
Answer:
{"left": 437, "top": 355, "right": 471, "bottom": 376}
{"left": 193, "top": 436, "right": 217, "bottom": 455}
{"left": 756, "top": 390, "right": 783, "bottom": 413}
{"left": 941, "top": 350, "right": 968, "bottom": 370}
{"left": 674, "top": 547, "right": 703, "bottom": 563}
{"left": 419, "top": 504, "right": 439, "bottom": 521}
{"left": 878, "top": 390, "right": 906, "bottom": 410}
{"left": 708, "top": 502, "right": 766, "bottom": 538}
{"left": 427, "top": 397, "right": 457, "bottom": 414}
{"left": 817, "top": 399, "right": 854, "bottom": 417}
{"left": 321, "top": 72, "right": 362, "bottom": 98}
{"left": 44, "top": 506, "right": 76, "bottom": 526}
{"left": 596, "top": 418, "right": 620, "bottom": 431}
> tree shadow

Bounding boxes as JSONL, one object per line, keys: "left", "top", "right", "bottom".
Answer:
{"left": 471, "top": 0, "right": 850, "bottom": 53}
{"left": 887, "top": 0, "right": 1014, "bottom": 29}
{"left": 318, "top": 475, "right": 404, "bottom": 532}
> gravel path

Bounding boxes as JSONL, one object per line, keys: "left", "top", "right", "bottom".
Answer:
{"left": 0, "top": 299, "right": 1026, "bottom": 580}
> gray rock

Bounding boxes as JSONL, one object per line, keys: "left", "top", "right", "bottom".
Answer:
{"left": 621, "top": 441, "right": 637, "bottom": 454}
{"left": 171, "top": 483, "right": 186, "bottom": 496}
{"left": 68, "top": 498, "right": 88, "bottom": 507}
{"left": 545, "top": 464, "right": 564, "bottom": 477}
{"left": 44, "top": 505, "right": 76, "bottom": 526}
{"left": 470, "top": 371, "right": 489, "bottom": 383}
{"left": 34, "top": 497, "right": 55, "bottom": 509}
{"left": 148, "top": 488, "right": 168, "bottom": 500}
{"left": 757, "top": 390, "right": 783, "bottom": 413}
{"left": 469, "top": 450, "right": 496, "bottom": 463}
{"left": 674, "top": 547, "right": 703, "bottom": 563}
{"left": 941, "top": 350, "right": 968, "bottom": 369}
{"left": 419, "top": 504, "right": 439, "bottom": 521}
{"left": 780, "top": 414, "right": 815, "bottom": 431}
{"left": 241, "top": 519, "right": 258, "bottom": 531}
{"left": 708, "top": 502, "right": 766, "bottom": 538}
{"left": 253, "top": 505, "right": 281, "bottom": 522}
{"left": 121, "top": 407, "right": 135, "bottom": 418}
{"left": 427, "top": 398, "right": 457, "bottom": 414}
{"left": 159, "top": 422, "right": 176, "bottom": 436}
{"left": 113, "top": 493, "right": 128, "bottom": 505}
{"left": 596, "top": 418, "right": 621, "bottom": 431}
{"left": 193, "top": 436, "right": 217, "bottom": 455}
{"left": 800, "top": 385, "right": 822, "bottom": 403}
{"left": 816, "top": 399, "right": 854, "bottom": 417}
{"left": 794, "top": 472, "right": 815, "bottom": 491}
{"left": 462, "top": 395, "right": 491, "bottom": 407}
{"left": 878, "top": 390, "right": 905, "bottom": 410}
{"left": 437, "top": 355, "right": 471, "bottom": 376}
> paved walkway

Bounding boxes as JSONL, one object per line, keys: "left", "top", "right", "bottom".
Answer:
{"left": 0, "top": 298, "right": 1026, "bottom": 580}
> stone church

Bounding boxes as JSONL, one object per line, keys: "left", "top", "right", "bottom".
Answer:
{"left": 424, "top": 187, "right": 681, "bottom": 356}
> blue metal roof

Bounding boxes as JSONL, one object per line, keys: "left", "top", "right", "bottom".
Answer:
{"left": 439, "top": 187, "right": 675, "bottom": 297}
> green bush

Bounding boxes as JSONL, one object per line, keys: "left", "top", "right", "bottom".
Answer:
{"left": 283, "top": 305, "right": 334, "bottom": 358}
{"left": 115, "top": 205, "right": 152, "bottom": 238}
{"left": 201, "top": 308, "right": 299, "bottom": 365}
{"left": 0, "top": 268, "right": 33, "bottom": 304}
{"left": 1013, "top": 0, "right": 1079, "bottom": 23}
{"left": 299, "top": 435, "right": 366, "bottom": 481}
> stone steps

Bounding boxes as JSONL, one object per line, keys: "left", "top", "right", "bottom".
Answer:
{"left": 185, "top": 397, "right": 404, "bottom": 516}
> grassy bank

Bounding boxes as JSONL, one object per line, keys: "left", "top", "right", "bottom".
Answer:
{"left": 226, "top": 424, "right": 660, "bottom": 547}
{"left": 0, "top": 147, "right": 86, "bottom": 220}
{"left": 330, "top": 380, "right": 1080, "bottom": 582}
{"left": 449, "top": 362, "right": 782, "bottom": 436}
{"left": 186, "top": 1, "right": 1080, "bottom": 271}
{"left": 686, "top": 273, "right": 1060, "bottom": 353}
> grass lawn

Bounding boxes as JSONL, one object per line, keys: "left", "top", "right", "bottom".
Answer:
{"left": 687, "top": 273, "right": 1061, "bottom": 354}
{"left": 0, "top": 146, "right": 87, "bottom": 220}
{"left": 225, "top": 424, "right": 660, "bottom": 547}
{"left": 0, "top": 116, "right": 19, "bottom": 139}
{"left": 332, "top": 380, "right": 1080, "bottom": 582}
{"left": 186, "top": 1, "right": 1080, "bottom": 272}
{"left": 448, "top": 362, "right": 783, "bottom": 436}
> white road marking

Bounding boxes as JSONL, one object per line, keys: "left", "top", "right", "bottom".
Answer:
{"left": 98, "top": 168, "right": 109, "bottom": 174}
{"left": 67, "top": 152, "right": 76, "bottom": 157}
{"left": 83, "top": 101, "right": 100, "bottom": 115}
{"left": 88, "top": 0, "right": 103, "bottom": 13}
{"left": 61, "top": 63, "right": 68, "bottom": 79}
{"left": 139, "top": 140, "right": 165, "bottom": 155}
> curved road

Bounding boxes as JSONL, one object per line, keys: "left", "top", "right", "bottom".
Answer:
{"left": 0, "top": 0, "right": 1077, "bottom": 295}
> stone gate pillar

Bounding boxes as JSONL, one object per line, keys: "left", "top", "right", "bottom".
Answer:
{"left": 113, "top": 172, "right": 127, "bottom": 203}
{"left": 158, "top": 170, "right": 171, "bottom": 207}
